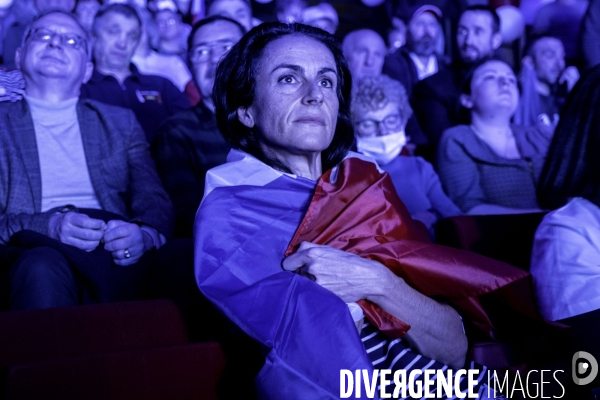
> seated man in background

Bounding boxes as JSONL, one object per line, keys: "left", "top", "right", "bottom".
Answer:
{"left": 514, "top": 35, "right": 579, "bottom": 135}
{"left": 151, "top": 16, "right": 245, "bottom": 238}
{"left": 2, "top": 0, "right": 75, "bottom": 70}
{"left": 274, "top": 0, "right": 306, "bottom": 23}
{"left": 343, "top": 27, "right": 427, "bottom": 146}
{"left": 383, "top": 5, "right": 445, "bottom": 97}
{"left": 80, "top": 3, "right": 190, "bottom": 143}
{"left": 411, "top": 5, "right": 502, "bottom": 149}
{"left": 301, "top": 2, "right": 338, "bottom": 35}
{"left": 342, "top": 28, "right": 387, "bottom": 81}
{"left": 206, "top": 0, "right": 256, "bottom": 32}
{"left": 132, "top": 5, "right": 192, "bottom": 93}
{"left": 0, "top": 10, "right": 173, "bottom": 310}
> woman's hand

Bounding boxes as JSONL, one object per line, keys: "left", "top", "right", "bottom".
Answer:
{"left": 282, "top": 241, "right": 391, "bottom": 302}
{"left": 283, "top": 241, "right": 468, "bottom": 368}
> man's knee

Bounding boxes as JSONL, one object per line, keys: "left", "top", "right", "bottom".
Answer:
{"left": 9, "top": 247, "right": 78, "bottom": 310}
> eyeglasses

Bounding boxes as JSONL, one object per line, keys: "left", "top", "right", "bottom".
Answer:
{"left": 356, "top": 113, "right": 403, "bottom": 136}
{"left": 157, "top": 18, "right": 178, "bottom": 27}
{"left": 189, "top": 41, "right": 235, "bottom": 63}
{"left": 26, "top": 28, "right": 88, "bottom": 52}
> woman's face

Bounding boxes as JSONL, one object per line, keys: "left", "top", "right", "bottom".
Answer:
{"left": 355, "top": 101, "right": 404, "bottom": 138}
{"left": 464, "top": 60, "right": 519, "bottom": 116}
{"left": 237, "top": 35, "right": 339, "bottom": 161}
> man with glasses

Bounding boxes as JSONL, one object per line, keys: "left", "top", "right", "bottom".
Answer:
{"left": 2, "top": 0, "right": 76, "bottom": 70}
{"left": 0, "top": 10, "right": 173, "bottom": 310}
{"left": 80, "top": 3, "right": 189, "bottom": 143}
{"left": 151, "top": 15, "right": 245, "bottom": 238}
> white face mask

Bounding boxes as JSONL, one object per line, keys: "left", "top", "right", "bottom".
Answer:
{"left": 356, "top": 130, "right": 407, "bottom": 165}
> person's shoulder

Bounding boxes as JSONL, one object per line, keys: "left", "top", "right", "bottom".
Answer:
{"left": 0, "top": 99, "right": 23, "bottom": 113}
{"left": 80, "top": 98, "right": 136, "bottom": 119}
{"left": 414, "top": 66, "right": 456, "bottom": 95}
{"left": 137, "top": 70, "right": 180, "bottom": 90}
{"left": 384, "top": 49, "right": 412, "bottom": 66}
{"left": 513, "top": 124, "right": 552, "bottom": 149}
{"left": 78, "top": 99, "right": 142, "bottom": 137}
{"left": 440, "top": 124, "right": 472, "bottom": 142}
{"left": 203, "top": 149, "right": 288, "bottom": 198}
{"left": 158, "top": 106, "right": 197, "bottom": 126}
{"left": 343, "top": 151, "right": 384, "bottom": 172}
{"left": 0, "top": 99, "right": 29, "bottom": 125}
{"left": 544, "top": 198, "right": 600, "bottom": 226}
{"left": 154, "top": 106, "right": 203, "bottom": 140}
{"left": 423, "top": 64, "right": 454, "bottom": 83}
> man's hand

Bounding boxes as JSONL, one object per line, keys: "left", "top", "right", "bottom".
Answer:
{"left": 559, "top": 66, "right": 580, "bottom": 92}
{"left": 48, "top": 212, "right": 106, "bottom": 252}
{"left": 102, "top": 220, "right": 148, "bottom": 266}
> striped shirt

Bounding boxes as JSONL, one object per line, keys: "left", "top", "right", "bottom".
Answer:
{"left": 360, "top": 321, "right": 502, "bottom": 399}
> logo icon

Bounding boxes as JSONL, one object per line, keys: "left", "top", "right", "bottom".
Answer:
{"left": 572, "top": 351, "right": 598, "bottom": 385}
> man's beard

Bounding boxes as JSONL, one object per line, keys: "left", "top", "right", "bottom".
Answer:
{"left": 407, "top": 34, "right": 436, "bottom": 57}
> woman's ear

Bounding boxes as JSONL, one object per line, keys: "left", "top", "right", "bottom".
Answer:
{"left": 237, "top": 106, "right": 255, "bottom": 128}
{"left": 460, "top": 94, "right": 473, "bottom": 109}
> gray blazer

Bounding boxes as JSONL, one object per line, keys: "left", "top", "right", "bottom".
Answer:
{"left": 0, "top": 98, "right": 173, "bottom": 244}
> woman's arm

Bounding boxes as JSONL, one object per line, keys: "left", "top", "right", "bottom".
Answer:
{"left": 436, "top": 130, "right": 486, "bottom": 213}
{"left": 283, "top": 242, "right": 468, "bottom": 368}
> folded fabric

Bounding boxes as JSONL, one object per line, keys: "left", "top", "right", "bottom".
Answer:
{"left": 285, "top": 157, "right": 535, "bottom": 339}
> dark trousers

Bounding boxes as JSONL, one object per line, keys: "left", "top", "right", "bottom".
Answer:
{"left": 2, "top": 236, "right": 228, "bottom": 341}
{"left": 9, "top": 247, "right": 81, "bottom": 310}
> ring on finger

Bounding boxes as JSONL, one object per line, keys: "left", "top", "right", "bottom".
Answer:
{"left": 124, "top": 248, "right": 131, "bottom": 259}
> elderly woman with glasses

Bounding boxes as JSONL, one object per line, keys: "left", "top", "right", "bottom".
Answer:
{"left": 195, "top": 22, "right": 520, "bottom": 398}
{"left": 352, "top": 75, "right": 461, "bottom": 233}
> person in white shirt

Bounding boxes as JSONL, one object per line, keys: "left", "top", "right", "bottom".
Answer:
{"left": 531, "top": 65, "right": 600, "bottom": 387}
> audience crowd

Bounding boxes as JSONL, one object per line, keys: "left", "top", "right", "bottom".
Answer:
{"left": 0, "top": 0, "right": 598, "bottom": 397}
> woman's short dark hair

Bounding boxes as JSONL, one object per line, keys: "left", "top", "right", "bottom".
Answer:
{"left": 213, "top": 21, "right": 355, "bottom": 173}
{"left": 459, "top": 56, "right": 512, "bottom": 96}
{"left": 537, "top": 65, "right": 600, "bottom": 210}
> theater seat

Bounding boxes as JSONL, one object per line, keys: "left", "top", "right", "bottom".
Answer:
{"left": 0, "top": 300, "right": 188, "bottom": 369}
{"left": 435, "top": 212, "right": 573, "bottom": 382}
{"left": 0, "top": 300, "right": 227, "bottom": 400}
{"left": 6, "top": 342, "right": 226, "bottom": 400}
{"left": 435, "top": 212, "right": 548, "bottom": 270}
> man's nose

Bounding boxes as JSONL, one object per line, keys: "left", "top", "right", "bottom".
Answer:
{"left": 464, "top": 32, "right": 473, "bottom": 45}
{"left": 425, "top": 25, "right": 436, "bottom": 38}
{"left": 115, "top": 34, "right": 128, "bottom": 48}
{"left": 365, "top": 51, "right": 375, "bottom": 66}
{"left": 48, "top": 33, "right": 62, "bottom": 48}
